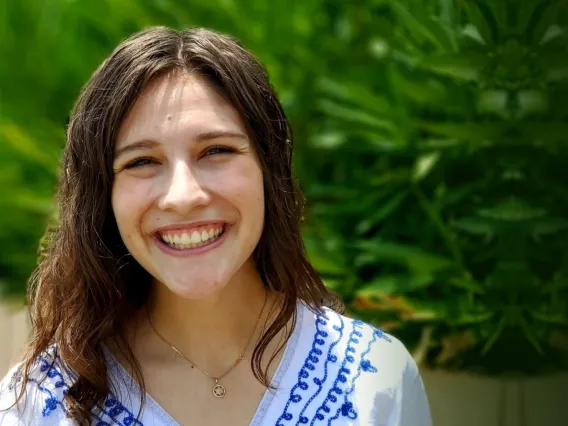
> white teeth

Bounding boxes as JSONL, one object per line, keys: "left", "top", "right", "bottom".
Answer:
{"left": 162, "top": 225, "right": 224, "bottom": 250}
{"left": 191, "top": 231, "right": 201, "bottom": 244}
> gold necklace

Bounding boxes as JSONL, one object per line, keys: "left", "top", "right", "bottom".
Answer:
{"left": 146, "top": 291, "right": 268, "bottom": 399}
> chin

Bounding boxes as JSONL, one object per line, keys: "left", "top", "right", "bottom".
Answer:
{"left": 165, "top": 277, "right": 226, "bottom": 300}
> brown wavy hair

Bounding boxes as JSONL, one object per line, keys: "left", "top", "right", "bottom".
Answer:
{"left": 9, "top": 27, "right": 343, "bottom": 425}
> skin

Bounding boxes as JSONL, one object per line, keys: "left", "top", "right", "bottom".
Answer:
{"left": 112, "top": 71, "right": 278, "bottom": 373}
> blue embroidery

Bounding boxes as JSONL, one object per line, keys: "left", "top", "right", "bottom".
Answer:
{"left": 327, "top": 324, "right": 392, "bottom": 424}
{"left": 24, "top": 377, "right": 66, "bottom": 418}
{"left": 23, "top": 350, "right": 144, "bottom": 425}
{"left": 102, "top": 397, "right": 143, "bottom": 426}
{"left": 311, "top": 320, "right": 364, "bottom": 425}
{"left": 294, "top": 314, "right": 344, "bottom": 425}
{"left": 39, "top": 358, "right": 67, "bottom": 389}
{"left": 275, "top": 312, "right": 338, "bottom": 425}
{"left": 340, "top": 401, "right": 356, "bottom": 419}
{"left": 360, "top": 359, "right": 376, "bottom": 372}
{"left": 275, "top": 309, "right": 393, "bottom": 425}
{"left": 7, "top": 370, "right": 22, "bottom": 391}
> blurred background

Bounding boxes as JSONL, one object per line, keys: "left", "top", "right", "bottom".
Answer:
{"left": 1, "top": 0, "right": 567, "bottom": 424}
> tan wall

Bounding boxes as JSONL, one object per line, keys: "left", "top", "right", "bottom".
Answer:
{"left": 422, "top": 368, "right": 568, "bottom": 426}
{"left": 0, "top": 304, "right": 29, "bottom": 375}
{"left": 1, "top": 305, "right": 567, "bottom": 425}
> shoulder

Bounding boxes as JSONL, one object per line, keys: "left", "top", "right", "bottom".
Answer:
{"left": 0, "top": 348, "right": 145, "bottom": 426}
{"left": 306, "top": 305, "right": 416, "bottom": 389}
{"left": 293, "top": 303, "right": 432, "bottom": 425}
{"left": 0, "top": 348, "right": 75, "bottom": 426}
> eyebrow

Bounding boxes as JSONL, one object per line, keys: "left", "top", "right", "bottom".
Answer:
{"left": 114, "top": 130, "right": 249, "bottom": 159}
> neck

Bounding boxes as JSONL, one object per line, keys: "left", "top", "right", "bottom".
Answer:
{"left": 142, "top": 261, "right": 280, "bottom": 373}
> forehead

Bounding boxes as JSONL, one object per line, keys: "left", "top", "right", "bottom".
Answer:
{"left": 116, "top": 71, "right": 247, "bottom": 149}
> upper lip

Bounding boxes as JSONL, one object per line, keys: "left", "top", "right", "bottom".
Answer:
{"left": 153, "top": 220, "right": 228, "bottom": 234}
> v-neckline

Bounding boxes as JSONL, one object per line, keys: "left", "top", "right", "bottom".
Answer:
{"left": 106, "top": 301, "right": 305, "bottom": 426}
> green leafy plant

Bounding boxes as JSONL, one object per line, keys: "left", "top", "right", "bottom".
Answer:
{"left": 302, "top": 0, "right": 568, "bottom": 376}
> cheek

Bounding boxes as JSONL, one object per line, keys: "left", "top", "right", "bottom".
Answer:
{"left": 251, "top": 167, "right": 265, "bottom": 215}
{"left": 227, "top": 164, "right": 264, "bottom": 212}
{"left": 111, "top": 177, "right": 153, "bottom": 235}
{"left": 242, "top": 168, "right": 265, "bottom": 240}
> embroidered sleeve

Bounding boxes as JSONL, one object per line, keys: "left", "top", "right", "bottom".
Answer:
{"left": 1, "top": 351, "right": 146, "bottom": 426}
{"left": 273, "top": 309, "right": 398, "bottom": 425}
{"left": 0, "top": 359, "right": 73, "bottom": 426}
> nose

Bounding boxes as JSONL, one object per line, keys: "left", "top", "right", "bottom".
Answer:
{"left": 158, "top": 161, "right": 210, "bottom": 213}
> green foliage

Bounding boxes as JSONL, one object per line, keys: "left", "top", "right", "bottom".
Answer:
{"left": 301, "top": 0, "right": 568, "bottom": 376}
{"left": 1, "top": 0, "right": 567, "bottom": 376}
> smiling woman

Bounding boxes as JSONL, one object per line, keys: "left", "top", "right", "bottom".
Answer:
{"left": 0, "top": 27, "right": 432, "bottom": 426}
{"left": 112, "top": 72, "right": 265, "bottom": 301}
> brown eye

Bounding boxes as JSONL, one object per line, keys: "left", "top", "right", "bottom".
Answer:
{"left": 125, "top": 158, "right": 155, "bottom": 169}
{"left": 204, "top": 146, "right": 234, "bottom": 156}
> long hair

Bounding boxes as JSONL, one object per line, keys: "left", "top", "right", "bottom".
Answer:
{"left": 12, "top": 27, "right": 343, "bottom": 425}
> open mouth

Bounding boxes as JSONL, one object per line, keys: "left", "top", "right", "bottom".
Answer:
{"left": 157, "top": 224, "right": 227, "bottom": 250}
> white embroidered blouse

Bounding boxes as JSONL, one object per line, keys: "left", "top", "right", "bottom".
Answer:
{"left": 0, "top": 301, "right": 432, "bottom": 425}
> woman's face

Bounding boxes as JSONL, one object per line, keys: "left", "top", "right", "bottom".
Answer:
{"left": 111, "top": 72, "right": 264, "bottom": 299}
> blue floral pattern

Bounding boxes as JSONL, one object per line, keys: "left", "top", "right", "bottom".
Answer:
{"left": 275, "top": 312, "right": 345, "bottom": 425}
{"left": 275, "top": 311, "right": 392, "bottom": 426}
{"left": 325, "top": 328, "right": 391, "bottom": 425}
{"left": 10, "top": 348, "right": 144, "bottom": 425}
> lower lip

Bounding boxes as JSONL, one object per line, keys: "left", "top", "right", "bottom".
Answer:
{"left": 154, "top": 226, "right": 231, "bottom": 257}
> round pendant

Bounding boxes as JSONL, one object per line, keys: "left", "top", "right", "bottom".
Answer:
{"left": 213, "top": 383, "right": 226, "bottom": 398}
